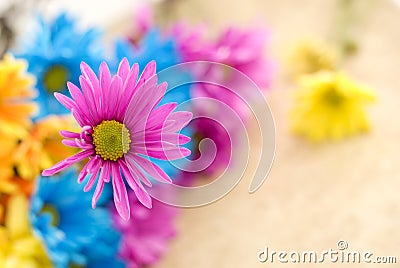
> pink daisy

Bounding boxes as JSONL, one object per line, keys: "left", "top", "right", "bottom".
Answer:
{"left": 42, "top": 58, "right": 192, "bottom": 221}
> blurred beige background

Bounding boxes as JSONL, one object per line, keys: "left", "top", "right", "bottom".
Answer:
{"left": 152, "top": 0, "right": 400, "bottom": 267}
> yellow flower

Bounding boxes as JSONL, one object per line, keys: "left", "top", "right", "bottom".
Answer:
{"left": 0, "top": 136, "right": 19, "bottom": 183}
{"left": 0, "top": 54, "right": 37, "bottom": 138}
{"left": 14, "top": 115, "right": 80, "bottom": 180}
{"left": 288, "top": 39, "right": 338, "bottom": 77}
{"left": 0, "top": 194, "right": 52, "bottom": 268}
{"left": 290, "top": 71, "right": 375, "bottom": 142}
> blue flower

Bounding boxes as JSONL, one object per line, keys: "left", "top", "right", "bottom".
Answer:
{"left": 115, "top": 29, "right": 180, "bottom": 74}
{"left": 115, "top": 29, "right": 194, "bottom": 181}
{"left": 30, "top": 168, "right": 123, "bottom": 268}
{"left": 17, "top": 13, "right": 103, "bottom": 118}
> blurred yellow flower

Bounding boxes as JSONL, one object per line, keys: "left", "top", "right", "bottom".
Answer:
{"left": 14, "top": 115, "right": 80, "bottom": 180}
{"left": 0, "top": 177, "right": 35, "bottom": 200}
{"left": 0, "top": 137, "right": 19, "bottom": 182}
{"left": 0, "top": 54, "right": 37, "bottom": 138}
{"left": 0, "top": 194, "right": 52, "bottom": 268}
{"left": 288, "top": 39, "right": 338, "bottom": 77}
{"left": 290, "top": 71, "right": 375, "bottom": 142}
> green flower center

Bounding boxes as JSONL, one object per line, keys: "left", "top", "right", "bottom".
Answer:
{"left": 323, "top": 87, "right": 344, "bottom": 106}
{"left": 43, "top": 65, "right": 69, "bottom": 92}
{"left": 41, "top": 204, "right": 60, "bottom": 226}
{"left": 92, "top": 120, "right": 131, "bottom": 161}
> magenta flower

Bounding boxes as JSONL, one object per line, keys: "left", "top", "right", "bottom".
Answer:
{"left": 171, "top": 23, "right": 273, "bottom": 90}
{"left": 42, "top": 59, "right": 192, "bottom": 220}
{"left": 128, "top": 3, "right": 154, "bottom": 45}
{"left": 112, "top": 189, "right": 177, "bottom": 268}
{"left": 209, "top": 26, "right": 272, "bottom": 89}
{"left": 169, "top": 22, "right": 212, "bottom": 63}
{"left": 190, "top": 116, "right": 232, "bottom": 176}
{"left": 170, "top": 24, "right": 273, "bottom": 121}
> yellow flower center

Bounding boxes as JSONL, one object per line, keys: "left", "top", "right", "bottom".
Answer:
{"left": 41, "top": 204, "right": 60, "bottom": 226}
{"left": 323, "top": 87, "right": 344, "bottom": 106}
{"left": 43, "top": 65, "right": 69, "bottom": 92}
{"left": 92, "top": 120, "right": 131, "bottom": 161}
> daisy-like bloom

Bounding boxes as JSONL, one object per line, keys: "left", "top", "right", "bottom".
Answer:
{"left": 116, "top": 29, "right": 194, "bottom": 182}
{"left": 290, "top": 71, "right": 376, "bottom": 142}
{"left": 287, "top": 39, "right": 338, "bottom": 77}
{"left": 112, "top": 189, "right": 177, "bottom": 268}
{"left": 171, "top": 24, "right": 273, "bottom": 89}
{"left": 42, "top": 59, "right": 192, "bottom": 220}
{"left": 14, "top": 115, "right": 79, "bottom": 180}
{"left": 17, "top": 13, "right": 102, "bottom": 117}
{"left": 0, "top": 54, "right": 37, "bottom": 137}
{"left": 30, "top": 169, "right": 122, "bottom": 267}
{"left": 171, "top": 24, "right": 273, "bottom": 122}
{"left": 0, "top": 194, "right": 52, "bottom": 268}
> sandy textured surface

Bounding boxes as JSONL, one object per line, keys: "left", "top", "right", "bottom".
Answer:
{"left": 154, "top": 0, "right": 400, "bottom": 267}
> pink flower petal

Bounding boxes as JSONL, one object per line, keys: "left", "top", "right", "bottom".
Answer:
{"left": 84, "top": 157, "right": 101, "bottom": 192}
{"left": 136, "top": 60, "right": 156, "bottom": 90}
{"left": 108, "top": 75, "right": 123, "bottom": 120}
{"left": 60, "top": 130, "right": 80, "bottom": 139}
{"left": 79, "top": 76, "right": 99, "bottom": 123}
{"left": 101, "top": 161, "right": 111, "bottom": 183}
{"left": 164, "top": 111, "right": 193, "bottom": 132}
{"left": 117, "top": 57, "right": 130, "bottom": 81}
{"left": 131, "top": 154, "right": 172, "bottom": 183}
{"left": 121, "top": 158, "right": 152, "bottom": 209}
{"left": 135, "top": 146, "right": 191, "bottom": 160}
{"left": 99, "top": 62, "right": 111, "bottom": 118}
{"left": 42, "top": 149, "right": 94, "bottom": 176}
{"left": 142, "top": 102, "right": 177, "bottom": 131}
{"left": 125, "top": 80, "right": 166, "bottom": 130}
{"left": 119, "top": 63, "right": 139, "bottom": 116}
{"left": 78, "top": 160, "right": 91, "bottom": 183}
{"left": 61, "top": 139, "right": 78, "bottom": 147}
{"left": 54, "top": 92, "right": 75, "bottom": 111}
{"left": 92, "top": 178, "right": 105, "bottom": 209}
{"left": 123, "top": 158, "right": 152, "bottom": 187}
{"left": 112, "top": 164, "right": 130, "bottom": 221}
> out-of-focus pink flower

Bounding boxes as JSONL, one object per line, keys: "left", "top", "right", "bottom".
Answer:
{"left": 170, "top": 23, "right": 273, "bottom": 121}
{"left": 209, "top": 26, "right": 273, "bottom": 89}
{"left": 112, "top": 190, "right": 177, "bottom": 268}
{"left": 169, "top": 22, "right": 213, "bottom": 62}
{"left": 128, "top": 4, "right": 154, "bottom": 45}
{"left": 171, "top": 23, "right": 273, "bottom": 89}
{"left": 190, "top": 117, "right": 232, "bottom": 176}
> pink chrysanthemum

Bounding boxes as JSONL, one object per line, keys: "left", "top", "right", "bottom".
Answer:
{"left": 171, "top": 24, "right": 273, "bottom": 121}
{"left": 42, "top": 59, "right": 192, "bottom": 220}
{"left": 171, "top": 23, "right": 272, "bottom": 89}
{"left": 112, "top": 189, "right": 177, "bottom": 268}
